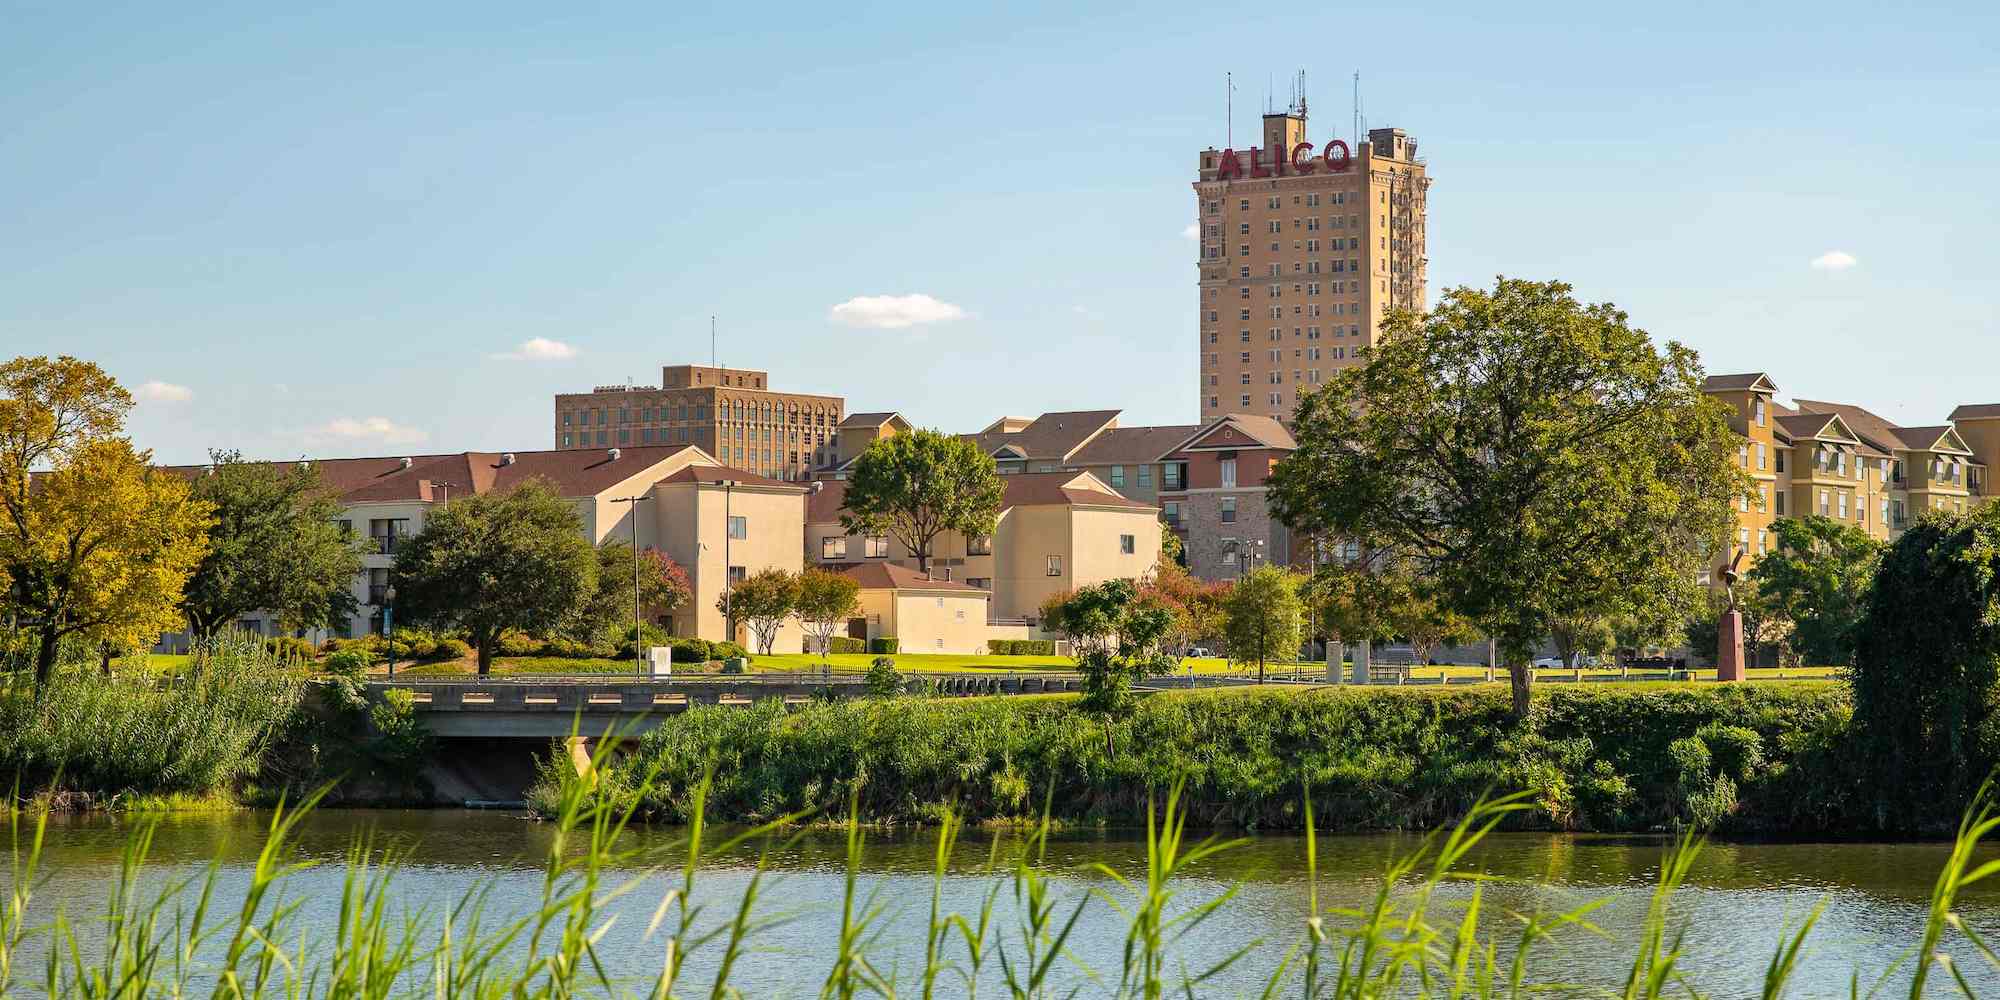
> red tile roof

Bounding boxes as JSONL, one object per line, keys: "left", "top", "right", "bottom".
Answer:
{"left": 963, "top": 410, "right": 1122, "bottom": 462}
{"left": 1070, "top": 424, "right": 1203, "bottom": 465}
{"left": 161, "top": 446, "right": 791, "bottom": 504}
{"left": 1951, "top": 404, "right": 2000, "bottom": 421}
{"left": 805, "top": 472, "right": 1152, "bottom": 524}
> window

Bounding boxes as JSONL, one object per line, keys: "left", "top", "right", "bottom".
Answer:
{"left": 1754, "top": 398, "right": 1767, "bottom": 425}
{"left": 1756, "top": 443, "right": 1767, "bottom": 470}
{"left": 728, "top": 565, "right": 746, "bottom": 586}
{"left": 1776, "top": 450, "right": 1787, "bottom": 474}
{"left": 727, "top": 516, "right": 747, "bottom": 540}
{"left": 1220, "top": 497, "right": 1237, "bottom": 523}
{"left": 1137, "top": 465, "right": 1152, "bottom": 487}
{"left": 368, "top": 518, "right": 409, "bottom": 555}
{"left": 1163, "top": 464, "right": 1183, "bottom": 490}
{"left": 967, "top": 577, "right": 991, "bottom": 589}
{"left": 1120, "top": 534, "right": 1135, "bottom": 554}
{"left": 967, "top": 536, "right": 992, "bottom": 556}
{"left": 820, "top": 536, "right": 847, "bottom": 559}
{"left": 1163, "top": 501, "right": 1180, "bottom": 527}
{"left": 865, "top": 536, "right": 889, "bottom": 558}
{"left": 1839, "top": 492, "right": 1850, "bottom": 519}
{"left": 1046, "top": 555, "right": 1063, "bottom": 577}
{"left": 1776, "top": 491, "right": 1787, "bottom": 515}
{"left": 1219, "top": 458, "right": 1237, "bottom": 488}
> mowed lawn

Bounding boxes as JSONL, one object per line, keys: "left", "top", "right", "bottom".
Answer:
{"left": 122, "top": 651, "right": 1841, "bottom": 684}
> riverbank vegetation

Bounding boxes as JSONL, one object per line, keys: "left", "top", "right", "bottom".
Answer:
{"left": 9, "top": 742, "right": 2000, "bottom": 997}
{"left": 607, "top": 683, "right": 1869, "bottom": 834}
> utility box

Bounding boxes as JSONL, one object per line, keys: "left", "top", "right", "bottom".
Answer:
{"left": 648, "top": 646, "right": 673, "bottom": 677}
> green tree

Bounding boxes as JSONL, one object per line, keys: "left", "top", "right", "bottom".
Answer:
{"left": 181, "top": 450, "right": 366, "bottom": 638}
{"left": 1851, "top": 505, "right": 2000, "bottom": 828}
{"left": 718, "top": 567, "right": 797, "bottom": 656}
{"left": 1140, "top": 560, "right": 1229, "bottom": 659}
{"left": 1, "top": 357, "right": 212, "bottom": 689}
{"left": 793, "top": 567, "right": 861, "bottom": 661}
{"left": 1748, "top": 514, "right": 1883, "bottom": 667}
{"left": 391, "top": 479, "right": 597, "bottom": 675}
{"left": 1047, "top": 578, "right": 1173, "bottom": 712}
{"left": 1269, "top": 278, "right": 1742, "bottom": 717}
{"left": 1160, "top": 523, "right": 1185, "bottom": 566}
{"left": 838, "top": 429, "right": 1005, "bottom": 575}
{"left": 1223, "top": 564, "right": 1303, "bottom": 683}
{"left": 577, "top": 542, "right": 690, "bottom": 641}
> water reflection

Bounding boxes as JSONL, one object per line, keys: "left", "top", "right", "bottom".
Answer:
{"left": 15, "top": 810, "right": 2000, "bottom": 997}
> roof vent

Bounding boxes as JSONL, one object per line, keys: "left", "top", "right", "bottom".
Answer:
{"left": 500, "top": 452, "right": 516, "bottom": 466}
{"left": 808, "top": 481, "right": 823, "bottom": 494}
{"left": 399, "top": 457, "right": 413, "bottom": 470}
{"left": 296, "top": 460, "right": 311, "bottom": 471}
{"left": 607, "top": 447, "right": 621, "bottom": 461}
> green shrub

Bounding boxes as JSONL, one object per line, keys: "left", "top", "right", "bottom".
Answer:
{"left": 669, "top": 638, "right": 713, "bottom": 663}
{"left": 825, "top": 636, "right": 867, "bottom": 654}
{"left": 323, "top": 649, "right": 372, "bottom": 678}
{"left": 616, "top": 682, "right": 1855, "bottom": 833}
{"left": 712, "top": 641, "right": 751, "bottom": 661}
{"left": 988, "top": 639, "right": 1057, "bottom": 656}
{"left": 865, "top": 656, "right": 901, "bottom": 698}
{"left": 614, "top": 623, "right": 671, "bottom": 660}
{"left": 869, "top": 637, "right": 899, "bottom": 655}
{"left": 264, "top": 636, "right": 316, "bottom": 663}
{"left": 497, "top": 630, "right": 541, "bottom": 657}
{"left": 718, "top": 658, "right": 747, "bottom": 675}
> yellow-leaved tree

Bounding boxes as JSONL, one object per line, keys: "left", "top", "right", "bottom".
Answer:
{"left": 1, "top": 356, "right": 212, "bottom": 689}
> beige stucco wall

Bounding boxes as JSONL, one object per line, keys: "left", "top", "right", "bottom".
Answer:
{"left": 890, "top": 591, "right": 991, "bottom": 655}
{"left": 651, "top": 480, "right": 807, "bottom": 649}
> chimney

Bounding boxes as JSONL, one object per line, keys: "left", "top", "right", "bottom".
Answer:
{"left": 500, "top": 452, "right": 516, "bottom": 466}
{"left": 607, "top": 448, "right": 621, "bottom": 461}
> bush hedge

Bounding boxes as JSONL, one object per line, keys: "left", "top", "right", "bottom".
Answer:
{"left": 868, "top": 637, "right": 899, "bottom": 655}
{"left": 988, "top": 639, "right": 1057, "bottom": 656}
{"left": 618, "top": 683, "right": 1864, "bottom": 833}
{"left": 821, "top": 636, "right": 868, "bottom": 655}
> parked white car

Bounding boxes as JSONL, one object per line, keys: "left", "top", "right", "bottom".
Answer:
{"left": 1187, "top": 646, "right": 1211, "bottom": 658}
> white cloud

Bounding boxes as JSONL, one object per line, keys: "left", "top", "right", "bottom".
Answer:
{"left": 312, "top": 417, "right": 428, "bottom": 445}
{"left": 491, "top": 337, "right": 578, "bottom": 361}
{"left": 828, "top": 293, "right": 968, "bottom": 330}
{"left": 1182, "top": 222, "right": 1200, "bottom": 240}
{"left": 134, "top": 380, "right": 192, "bottom": 403}
{"left": 1810, "top": 250, "right": 1857, "bottom": 271}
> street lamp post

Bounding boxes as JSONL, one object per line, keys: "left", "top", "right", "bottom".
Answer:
{"left": 383, "top": 585, "right": 397, "bottom": 679}
{"left": 611, "top": 495, "right": 654, "bottom": 679}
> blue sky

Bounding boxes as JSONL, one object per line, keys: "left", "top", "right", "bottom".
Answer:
{"left": 3, "top": 1, "right": 1995, "bottom": 464}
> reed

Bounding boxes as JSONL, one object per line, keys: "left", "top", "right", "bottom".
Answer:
{"left": 3, "top": 753, "right": 1999, "bottom": 996}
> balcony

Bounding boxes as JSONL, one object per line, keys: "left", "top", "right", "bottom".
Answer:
{"left": 371, "top": 535, "right": 404, "bottom": 555}
{"left": 368, "top": 585, "right": 389, "bottom": 606}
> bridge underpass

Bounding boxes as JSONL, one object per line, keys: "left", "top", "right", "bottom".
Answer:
{"left": 367, "top": 674, "right": 1088, "bottom": 805}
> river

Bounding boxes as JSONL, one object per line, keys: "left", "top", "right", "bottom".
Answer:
{"left": 13, "top": 809, "right": 2000, "bottom": 997}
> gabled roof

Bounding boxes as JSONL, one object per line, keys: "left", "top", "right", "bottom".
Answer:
{"left": 962, "top": 410, "right": 1122, "bottom": 463}
{"left": 837, "top": 412, "right": 909, "bottom": 431}
{"left": 1701, "top": 373, "right": 1778, "bottom": 393}
{"left": 1161, "top": 413, "right": 1297, "bottom": 458}
{"left": 654, "top": 465, "right": 803, "bottom": 490}
{"left": 1070, "top": 424, "right": 1203, "bottom": 466}
{"left": 840, "top": 562, "right": 985, "bottom": 593}
{"left": 805, "top": 471, "right": 1153, "bottom": 524}
{"left": 1890, "top": 425, "right": 1973, "bottom": 455}
{"left": 1774, "top": 412, "right": 1861, "bottom": 445}
{"left": 1951, "top": 403, "right": 2000, "bottom": 421}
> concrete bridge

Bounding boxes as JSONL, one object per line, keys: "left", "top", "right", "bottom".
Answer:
{"left": 370, "top": 671, "right": 1087, "bottom": 740}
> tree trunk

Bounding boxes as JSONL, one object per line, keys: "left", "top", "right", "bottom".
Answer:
{"left": 33, "top": 625, "right": 60, "bottom": 694}
{"left": 99, "top": 642, "right": 113, "bottom": 677}
{"left": 1507, "top": 660, "right": 1532, "bottom": 720}
{"left": 476, "top": 639, "right": 493, "bottom": 676}
{"left": 1258, "top": 657, "right": 1266, "bottom": 684}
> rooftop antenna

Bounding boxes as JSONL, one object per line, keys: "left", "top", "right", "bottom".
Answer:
{"left": 1295, "top": 69, "right": 1307, "bottom": 116}
{"left": 1352, "top": 71, "right": 1360, "bottom": 150}
{"left": 1226, "top": 71, "right": 1233, "bottom": 147}
{"left": 710, "top": 315, "right": 716, "bottom": 369}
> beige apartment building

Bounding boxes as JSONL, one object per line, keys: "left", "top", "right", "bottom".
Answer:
{"left": 1194, "top": 110, "right": 1429, "bottom": 422}
{"left": 158, "top": 444, "right": 809, "bottom": 650}
{"left": 806, "top": 471, "right": 1162, "bottom": 622}
{"left": 840, "top": 563, "right": 993, "bottom": 655}
{"left": 554, "top": 364, "right": 844, "bottom": 482}
{"left": 1703, "top": 373, "right": 1994, "bottom": 582}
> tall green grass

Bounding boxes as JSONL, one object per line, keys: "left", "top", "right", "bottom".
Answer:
{"left": 6, "top": 728, "right": 2000, "bottom": 997}
{"left": 0, "top": 632, "right": 304, "bottom": 808}
{"left": 616, "top": 683, "right": 1862, "bottom": 833}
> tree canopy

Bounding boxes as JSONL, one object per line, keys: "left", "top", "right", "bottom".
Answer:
{"left": 720, "top": 567, "right": 797, "bottom": 656}
{"left": 1851, "top": 506, "right": 2000, "bottom": 828}
{"left": 1748, "top": 514, "right": 1882, "bottom": 667}
{"left": 578, "top": 542, "right": 690, "bottom": 642}
{"left": 391, "top": 479, "right": 597, "bottom": 675}
{"left": 1, "top": 357, "right": 210, "bottom": 688}
{"left": 838, "top": 429, "right": 1004, "bottom": 574}
{"left": 182, "top": 450, "right": 365, "bottom": 638}
{"left": 1268, "top": 278, "right": 1742, "bottom": 716}
{"left": 1224, "top": 564, "right": 1303, "bottom": 683}
{"left": 1047, "top": 578, "right": 1173, "bottom": 711}
{"left": 793, "top": 568, "right": 861, "bottom": 660}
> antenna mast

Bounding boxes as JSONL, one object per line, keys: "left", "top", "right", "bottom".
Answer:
{"left": 710, "top": 315, "right": 716, "bottom": 369}
{"left": 1352, "top": 71, "right": 1360, "bottom": 149}
{"left": 1226, "top": 71, "right": 1232, "bottom": 147}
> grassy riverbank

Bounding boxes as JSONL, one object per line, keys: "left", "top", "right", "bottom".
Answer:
{"left": 611, "top": 682, "right": 1862, "bottom": 834}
